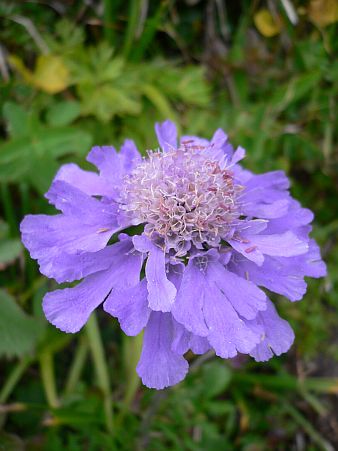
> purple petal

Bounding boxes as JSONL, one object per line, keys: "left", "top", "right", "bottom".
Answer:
{"left": 235, "top": 219, "right": 268, "bottom": 235}
{"left": 44, "top": 239, "right": 137, "bottom": 284}
{"left": 40, "top": 244, "right": 121, "bottom": 283}
{"left": 43, "top": 241, "right": 142, "bottom": 333}
{"left": 145, "top": 245, "right": 177, "bottom": 312}
{"left": 171, "top": 320, "right": 191, "bottom": 354}
{"left": 54, "top": 163, "right": 114, "bottom": 197}
{"left": 86, "top": 145, "right": 125, "bottom": 200}
{"left": 211, "top": 128, "right": 228, "bottom": 149}
{"left": 266, "top": 200, "right": 314, "bottom": 234}
{"left": 230, "top": 146, "right": 246, "bottom": 166}
{"left": 87, "top": 145, "right": 119, "bottom": 178}
{"left": 229, "top": 231, "right": 309, "bottom": 265}
{"left": 172, "top": 260, "right": 209, "bottom": 336}
{"left": 232, "top": 239, "right": 325, "bottom": 301}
{"left": 132, "top": 234, "right": 152, "bottom": 253}
{"left": 136, "top": 312, "right": 188, "bottom": 389}
{"left": 45, "top": 180, "right": 118, "bottom": 221}
{"left": 227, "top": 236, "right": 265, "bottom": 265}
{"left": 239, "top": 171, "right": 291, "bottom": 219}
{"left": 120, "top": 139, "right": 141, "bottom": 172}
{"left": 244, "top": 171, "right": 290, "bottom": 195}
{"left": 171, "top": 320, "right": 211, "bottom": 355}
{"left": 203, "top": 281, "right": 261, "bottom": 358}
{"left": 190, "top": 335, "right": 211, "bottom": 355}
{"left": 21, "top": 214, "right": 115, "bottom": 258}
{"left": 230, "top": 255, "right": 308, "bottom": 302}
{"left": 133, "top": 234, "right": 177, "bottom": 312}
{"left": 155, "top": 120, "right": 177, "bottom": 152}
{"left": 247, "top": 232, "right": 309, "bottom": 257}
{"left": 249, "top": 300, "right": 295, "bottom": 361}
{"left": 206, "top": 128, "right": 234, "bottom": 164}
{"left": 243, "top": 199, "right": 290, "bottom": 219}
{"left": 180, "top": 135, "right": 210, "bottom": 147}
{"left": 43, "top": 268, "right": 116, "bottom": 333}
{"left": 104, "top": 278, "right": 150, "bottom": 336}
{"left": 208, "top": 261, "right": 267, "bottom": 320}
{"left": 167, "top": 261, "right": 185, "bottom": 289}
{"left": 299, "top": 239, "right": 326, "bottom": 278}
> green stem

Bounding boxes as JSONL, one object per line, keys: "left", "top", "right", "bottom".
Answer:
{"left": 132, "top": 2, "right": 168, "bottom": 62}
{"left": 1, "top": 184, "right": 17, "bottom": 236}
{"left": 86, "top": 313, "right": 113, "bottom": 433}
{"left": 39, "top": 351, "right": 59, "bottom": 408}
{"left": 235, "top": 372, "right": 338, "bottom": 394}
{"left": 283, "top": 402, "right": 334, "bottom": 451}
{"left": 142, "top": 84, "right": 177, "bottom": 124}
{"left": 64, "top": 335, "right": 88, "bottom": 396}
{"left": 122, "top": 0, "right": 142, "bottom": 59}
{"left": 0, "top": 356, "right": 32, "bottom": 404}
{"left": 103, "top": 0, "right": 121, "bottom": 44}
{"left": 116, "top": 334, "right": 143, "bottom": 427}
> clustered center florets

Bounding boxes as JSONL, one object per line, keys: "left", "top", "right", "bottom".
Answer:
{"left": 122, "top": 144, "right": 241, "bottom": 255}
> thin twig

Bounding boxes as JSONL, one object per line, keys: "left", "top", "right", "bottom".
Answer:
{"left": 10, "top": 15, "right": 49, "bottom": 54}
{"left": 280, "top": 0, "right": 298, "bottom": 25}
{"left": 0, "top": 45, "right": 9, "bottom": 82}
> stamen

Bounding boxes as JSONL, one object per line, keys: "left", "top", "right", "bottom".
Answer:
{"left": 121, "top": 145, "right": 241, "bottom": 255}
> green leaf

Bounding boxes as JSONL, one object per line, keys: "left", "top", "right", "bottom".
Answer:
{"left": 142, "top": 84, "right": 177, "bottom": 123}
{"left": 0, "top": 220, "right": 9, "bottom": 239}
{"left": 46, "top": 101, "right": 81, "bottom": 126}
{"left": 268, "top": 71, "right": 322, "bottom": 113}
{"left": 78, "top": 84, "right": 141, "bottom": 122}
{"left": 2, "top": 102, "right": 30, "bottom": 138}
{"left": 0, "top": 239, "right": 22, "bottom": 269}
{"left": 29, "top": 127, "right": 93, "bottom": 159}
{"left": 26, "top": 154, "right": 60, "bottom": 194}
{"left": 200, "top": 361, "right": 232, "bottom": 399}
{"left": 0, "top": 290, "right": 44, "bottom": 358}
{"left": 0, "top": 137, "right": 32, "bottom": 181}
{"left": 0, "top": 127, "right": 92, "bottom": 186}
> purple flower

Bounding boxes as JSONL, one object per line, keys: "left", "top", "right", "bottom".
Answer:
{"left": 21, "top": 120, "right": 326, "bottom": 389}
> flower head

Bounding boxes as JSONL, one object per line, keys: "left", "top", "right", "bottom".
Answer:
{"left": 121, "top": 144, "right": 241, "bottom": 254}
{"left": 21, "top": 120, "right": 326, "bottom": 389}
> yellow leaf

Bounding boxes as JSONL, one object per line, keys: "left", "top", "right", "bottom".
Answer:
{"left": 8, "top": 55, "right": 35, "bottom": 84}
{"left": 254, "top": 9, "right": 282, "bottom": 37}
{"left": 308, "top": 0, "right": 338, "bottom": 27}
{"left": 9, "top": 54, "right": 69, "bottom": 94}
{"left": 33, "top": 55, "right": 69, "bottom": 94}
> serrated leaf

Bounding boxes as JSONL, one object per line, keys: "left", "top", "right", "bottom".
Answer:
{"left": 2, "top": 102, "right": 30, "bottom": 138}
{"left": 0, "top": 290, "right": 44, "bottom": 358}
{"left": 0, "top": 137, "right": 32, "bottom": 181}
{"left": 78, "top": 84, "right": 141, "bottom": 122}
{"left": 46, "top": 101, "right": 81, "bottom": 126}
{"left": 30, "top": 127, "right": 93, "bottom": 159}
{"left": 0, "top": 127, "right": 92, "bottom": 184}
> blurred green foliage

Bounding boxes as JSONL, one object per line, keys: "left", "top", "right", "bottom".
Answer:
{"left": 0, "top": 0, "right": 337, "bottom": 450}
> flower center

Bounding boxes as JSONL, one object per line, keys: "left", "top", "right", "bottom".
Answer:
{"left": 122, "top": 145, "right": 241, "bottom": 255}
